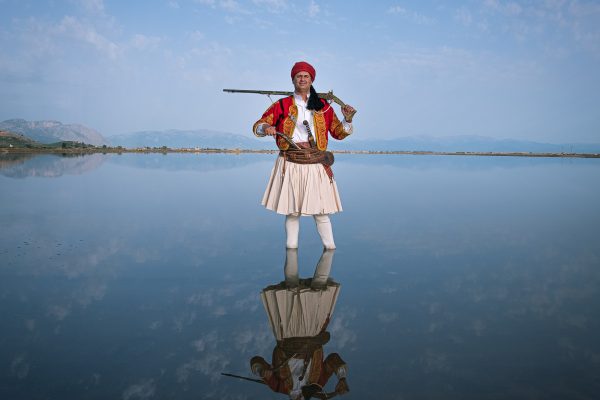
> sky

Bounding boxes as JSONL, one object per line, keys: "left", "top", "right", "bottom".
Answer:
{"left": 1, "top": 0, "right": 599, "bottom": 143}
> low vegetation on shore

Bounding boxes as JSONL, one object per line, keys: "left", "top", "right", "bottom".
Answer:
{"left": 1, "top": 130, "right": 599, "bottom": 158}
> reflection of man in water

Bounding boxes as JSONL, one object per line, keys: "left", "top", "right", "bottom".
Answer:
{"left": 250, "top": 249, "right": 349, "bottom": 399}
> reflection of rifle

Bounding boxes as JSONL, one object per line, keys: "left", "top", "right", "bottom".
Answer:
{"left": 223, "top": 89, "right": 357, "bottom": 119}
{"left": 220, "top": 372, "right": 265, "bottom": 384}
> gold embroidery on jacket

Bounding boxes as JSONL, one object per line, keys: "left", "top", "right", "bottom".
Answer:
{"left": 330, "top": 112, "right": 349, "bottom": 140}
{"left": 252, "top": 111, "right": 275, "bottom": 137}
{"left": 308, "top": 347, "right": 324, "bottom": 383}
{"left": 283, "top": 104, "right": 297, "bottom": 139}
{"left": 314, "top": 112, "right": 327, "bottom": 150}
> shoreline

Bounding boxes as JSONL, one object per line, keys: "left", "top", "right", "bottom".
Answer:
{"left": 1, "top": 147, "right": 599, "bottom": 158}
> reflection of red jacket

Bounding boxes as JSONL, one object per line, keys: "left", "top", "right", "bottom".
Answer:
{"left": 252, "top": 96, "right": 351, "bottom": 151}
{"left": 251, "top": 348, "right": 345, "bottom": 394}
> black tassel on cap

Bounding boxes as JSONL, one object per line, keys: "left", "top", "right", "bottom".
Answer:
{"left": 306, "top": 85, "right": 324, "bottom": 111}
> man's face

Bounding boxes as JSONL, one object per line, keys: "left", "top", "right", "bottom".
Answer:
{"left": 293, "top": 71, "right": 312, "bottom": 92}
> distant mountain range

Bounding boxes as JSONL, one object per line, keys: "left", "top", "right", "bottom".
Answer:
{"left": 0, "top": 119, "right": 107, "bottom": 146}
{"left": 0, "top": 129, "right": 40, "bottom": 147}
{"left": 2, "top": 118, "right": 599, "bottom": 153}
{"left": 330, "top": 135, "right": 600, "bottom": 154}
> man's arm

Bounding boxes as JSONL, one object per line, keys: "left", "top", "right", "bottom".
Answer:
{"left": 329, "top": 112, "right": 353, "bottom": 140}
{"left": 252, "top": 102, "right": 281, "bottom": 137}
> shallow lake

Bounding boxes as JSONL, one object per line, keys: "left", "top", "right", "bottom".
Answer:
{"left": 1, "top": 152, "right": 599, "bottom": 399}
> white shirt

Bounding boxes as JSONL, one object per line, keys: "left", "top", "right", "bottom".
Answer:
{"left": 257, "top": 93, "right": 353, "bottom": 142}
{"left": 288, "top": 357, "right": 312, "bottom": 399}
{"left": 287, "top": 356, "right": 347, "bottom": 399}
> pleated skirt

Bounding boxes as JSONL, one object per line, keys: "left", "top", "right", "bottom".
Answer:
{"left": 261, "top": 156, "right": 343, "bottom": 216}
{"left": 261, "top": 284, "right": 340, "bottom": 341}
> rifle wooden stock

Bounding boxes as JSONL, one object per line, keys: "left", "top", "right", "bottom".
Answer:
{"left": 223, "top": 88, "right": 353, "bottom": 111}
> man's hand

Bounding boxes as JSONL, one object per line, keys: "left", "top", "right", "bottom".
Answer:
{"left": 341, "top": 105, "right": 356, "bottom": 123}
{"left": 263, "top": 125, "right": 276, "bottom": 136}
{"left": 335, "top": 377, "right": 349, "bottom": 394}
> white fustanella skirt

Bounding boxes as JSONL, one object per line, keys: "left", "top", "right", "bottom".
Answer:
{"left": 261, "top": 283, "right": 340, "bottom": 340}
{"left": 261, "top": 156, "right": 342, "bottom": 216}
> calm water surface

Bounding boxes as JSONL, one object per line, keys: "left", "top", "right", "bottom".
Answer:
{"left": 1, "top": 153, "right": 599, "bottom": 399}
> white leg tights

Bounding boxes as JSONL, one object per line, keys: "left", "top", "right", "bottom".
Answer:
{"left": 314, "top": 214, "right": 336, "bottom": 250}
{"left": 311, "top": 249, "right": 335, "bottom": 289}
{"left": 284, "top": 248, "right": 299, "bottom": 287}
{"left": 285, "top": 214, "right": 300, "bottom": 249}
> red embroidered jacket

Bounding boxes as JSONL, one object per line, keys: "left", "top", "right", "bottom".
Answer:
{"left": 252, "top": 96, "right": 351, "bottom": 151}
{"left": 251, "top": 349, "right": 346, "bottom": 395}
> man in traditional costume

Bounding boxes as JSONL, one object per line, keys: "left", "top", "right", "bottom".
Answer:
{"left": 253, "top": 61, "right": 356, "bottom": 250}
{"left": 250, "top": 249, "right": 349, "bottom": 399}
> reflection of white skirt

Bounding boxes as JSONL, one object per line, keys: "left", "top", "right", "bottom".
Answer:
{"left": 261, "top": 284, "right": 340, "bottom": 341}
{"left": 261, "top": 156, "right": 342, "bottom": 216}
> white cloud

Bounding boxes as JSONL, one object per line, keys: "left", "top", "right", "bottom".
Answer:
{"left": 506, "top": 2, "right": 523, "bottom": 15}
{"left": 188, "top": 292, "right": 214, "bottom": 306}
{"left": 47, "top": 304, "right": 71, "bottom": 320}
{"left": 387, "top": 5, "right": 406, "bottom": 14}
{"left": 58, "top": 16, "right": 120, "bottom": 59}
{"left": 329, "top": 309, "right": 357, "bottom": 349}
{"left": 188, "top": 30, "right": 205, "bottom": 41}
{"left": 122, "top": 379, "right": 155, "bottom": 400}
{"left": 387, "top": 5, "right": 435, "bottom": 24}
{"left": 201, "top": 0, "right": 250, "bottom": 14}
{"left": 75, "top": 281, "right": 107, "bottom": 306}
{"left": 233, "top": 292, "right": 260, "bottom": 312}
{"left": 455, "top": 7, "right": 473, "bottom": 26}
{"left": 221, "top": 0, "right": 241, "bottom": 12}
{"left": 10, "top": 354, "right": 30, "bottom": 379}
{"left": 78, "top": 0, "right": 105, "bottom": 14}
{"left": 568, "top": 1, "right": 600, "bottom": 17}
{"left": 253, "top": 0, "right": 287, "bottom": 12}
{"left": 176, "top": 354, "right": 230, "bottom": 382}
{"left": 212, "top": 305, "right": 227, "bottom": 316}
{"left": 191, "top": 331, "right": 219, "bottom": 352}
{"left": 172, "top": 311, "right": 197, "bottom": 332}
{"left": 233, "top": 327, "right": 272, "bottom": 353}
{"left": 377, "top": 311, "right": 399, "bottom": 323}
{"left": 195, "top": 0, "right": 216, "bottom": 6}
{"left": 483, "top": 0, "right": 522, "bottom": 15}
{"left": 308, "top": 0, "right": 320, "bottom": 17}
{"left": 419, "top": 349, "right": 449, "bottom": 373}
{"left": 130, "top": 34, "right": 162, "bottom": 51}
{"left": 479, "top": 0, "right": 600, "bottom": 55}
{"left": 26, "top": 319, "right": 36, "bottom": 331}
{"left": 192, "top": 339, "right": 206, "bottom": 352}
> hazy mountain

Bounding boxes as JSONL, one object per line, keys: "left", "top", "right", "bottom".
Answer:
{"left": 108, "top": 129, "right": 268, "bottom": 149}
{"left": 0, "top": 130, "right": 41, "bottom": 147}
{"left": 4, "top": 118, "right": 598, "bottom": 153}
{"left": 0, "top": 119, "right": 108, "bottom": 146}
{"left": 0, "top": 153, "right": 106, "bottom": 178}
{"left": 329, "top": 135, "right": 600, "bottom": 154}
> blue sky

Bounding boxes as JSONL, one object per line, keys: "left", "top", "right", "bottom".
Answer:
{"left": 1, "top": 0, "right": 599, "bottom": 143}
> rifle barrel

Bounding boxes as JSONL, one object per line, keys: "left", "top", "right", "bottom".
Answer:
{"left": 223, "top": 89, "right": 349, "bottom": 108}
{"left": 223, "top": 89, "right": 293, "bottom": 96}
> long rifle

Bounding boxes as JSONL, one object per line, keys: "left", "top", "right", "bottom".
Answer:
{"left": 223, "top": 89, "right": 357, "bottom": 119}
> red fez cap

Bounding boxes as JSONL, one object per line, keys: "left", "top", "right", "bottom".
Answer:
{"left": 291, "top": 61, "right": 316, "bottom": 81}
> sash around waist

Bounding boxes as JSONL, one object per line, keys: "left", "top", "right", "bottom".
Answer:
{"left": 279, "top": 148, "right": 334, "bottom": 167}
